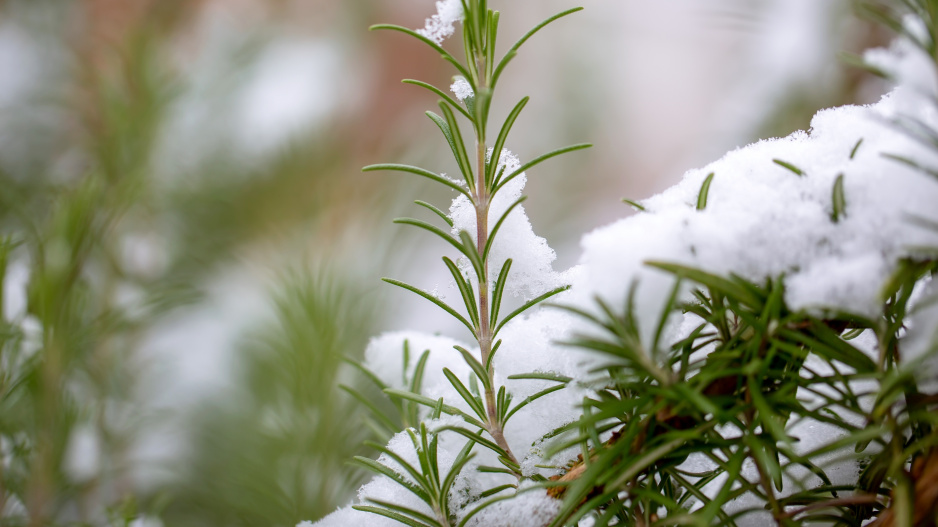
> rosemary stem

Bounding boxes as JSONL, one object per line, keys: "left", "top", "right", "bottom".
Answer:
{"left": 473, "top": 47, "right": 519, "bottom": 470}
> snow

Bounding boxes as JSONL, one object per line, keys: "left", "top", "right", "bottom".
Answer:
{"left": 462, "top": 485, "right": 560, "bottom": 527}
{"left": 416, "top": 0, "right": 464, "bottom": 45}
{"left": 449, "top": 149, "right": 572, "bottom": 301}
{"left": 307, "top": 507, "right": 397, "bottom": 527}
{"left": 864, "top": 15, "right": 937, "bottom": 99}
{"left": 354, "top": 419, "right": 468, "bottom": 523}
{"left": 364, "top": 332, "right": 474, "bottom": 412}
{"left": 450, "top": 76, "right": 474, "bottom": 102}
{"left": 906, "top": 276, "right": 938, "bottom": 389}
{"left": 306, "top": 19, "right": 938, "bottom": 527}
{"left": 571, "top": 77, "right": 938, "bottom": 341}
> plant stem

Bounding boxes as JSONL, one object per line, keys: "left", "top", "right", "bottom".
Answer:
{"left": 472, "top": 43, "right": 519, "bottom": 470}
{"left": 743, "top": 392, "right": 788, "bottom": 527}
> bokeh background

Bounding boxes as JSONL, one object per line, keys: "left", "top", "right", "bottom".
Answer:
{"left": 0, "top": 0, "right": 890, "bottom": 525}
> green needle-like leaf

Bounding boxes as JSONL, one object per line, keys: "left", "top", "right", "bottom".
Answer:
{"left": 696, "top": 172, "right": 715, "bottom": 211}
{"left": 436, "top": 426, "right": 507, "bottom": 459}
{"left": 486, "top": 10, "right": 499, "bottom": 80}
{"left": 482, "top": 196, "right": 527, "bottom": 260}
{"left": 426, "top": 111, "right": 473, "bottom": 187}
{"left": 408, "top": 350, "right": 432, "bottom": 426}
{"left": 414, "top": 200, "right": 453, "bottom": 228}
{"left": 850, "top": 138, "right": 864, "bottom": 159}
{"left": 695, "top": 448, "right": 747, "bottom": 524}
{"left": 382, "top": 277, "right": 476, "bottom": 336}
{"left": 490, "top": 259, "right": 512, "bottom": 324}
{"left": 384, "top": 389, "right": 485, "bottom": 429}
{"left": 491, "top": 7, "right": 585, "bottom": 89}
{"left": 773, "top": 158, "right": 805, "bottom": 176}
{"left": 831, "top": 173, "right": 846, "bottom": 222}
{"left": 350, "top": 457, "right": 431, "bottom": 502}
{"left": 440, "top": 445, "right": 477, "bottom": 518}
{"left": 506, "top": 372, "right": 571, "bottom": 383}
{"left": 453, "top": 345, "right": 491, "bottom": 390}
{"left": 353, "top": 505, "right": 436, "bottom": 527}
{"left": 747, "top": 376, "right": 790, "bottom": 445}
{"left": 474, "top": 87, "right": 493, "bottom": 138}
{"left": 457, "top": 230, "right": 485, "bottom": 279}
{"left": 340, "top": 385, "right": 400, "bottom": 434}
{"left": 369, "top": 24, "right": 471, "bottom": 79}
{"left": 442, "top": 257, "right": 480, "bottom": 330}
{"left": 645, "top": 262, "right": 764, "bottom": 309}
{"left": 493, "top": 143, "right": 592, "bottom": 193}
{"left": 622, "top": 198, "right": 645, "bottom": 211}
{"left": 494, "top": 284, "right": 571, "bottom": 335}
{"left": 777, "top": 325, "right": 876, "bottom": 373}
{"left": 484, "top": 339, "right": 502, "bottom": 375}
{"left": 882, "top": 152, "right": 938, "bottom": 179}
{"left": 363, "top": 441, "right": 433, "bottom": 492}
{"left": 393, "top": 218, "right": 479, "bottom": 267}
{"left": 439, "top": 102, "right": 475, "bottom": 188}
{"left": 362, "top": 499, "right": 442, "bottom": 527}
{"left": 443, "top": 368, "right": 488, "bottom": 421}
{"left": 403, "top": 79, "right": 472, "bottom": 120}
{"left": 487, "top": 97, "right": 530, "bottom": 185}
{"left": 503, "top": 384, "right": 565, "bottom": 424}
{"left": 364, "top": 164, "right": 471, "bottom": 198}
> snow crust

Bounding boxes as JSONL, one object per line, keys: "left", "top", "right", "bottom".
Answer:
{"left": 307, "top": 26, "right": 938, "bottom": 527}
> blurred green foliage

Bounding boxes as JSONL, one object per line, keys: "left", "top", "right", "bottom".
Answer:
{"left": 160, "top": 272, "right": 379, "bottom": 527}
{"left": 0, "top": 1, "right": 390, "bottom": 525}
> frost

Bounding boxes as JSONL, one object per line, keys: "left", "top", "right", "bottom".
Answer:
{"left": 450, "top": 76, "right": 474, "bottom": 102}
{"left": 416, "top": 0, "right": 465, "bottom": 45}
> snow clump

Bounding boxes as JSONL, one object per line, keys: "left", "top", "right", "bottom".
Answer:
{"left": 416, "top": 0, "right": 464, "bottom": 45}
{"left": 450, "top": 76, "right": 474, "bottom": 102}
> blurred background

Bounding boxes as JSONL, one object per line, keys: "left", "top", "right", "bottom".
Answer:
{"left": 0, "top": 0, "right": 890, "bottom": 525}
